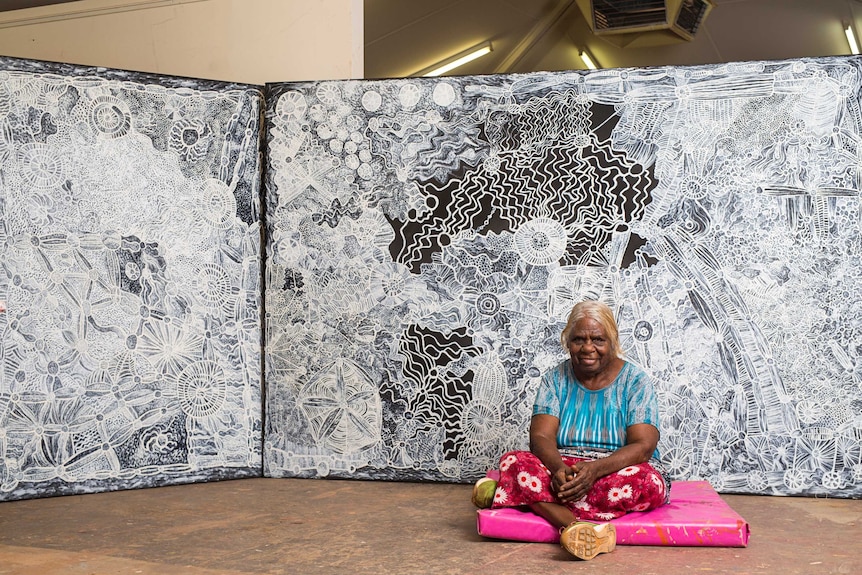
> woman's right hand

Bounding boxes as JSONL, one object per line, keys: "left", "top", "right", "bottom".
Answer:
{"left": 550, "top": 466, "right": 574, "bottom": 495}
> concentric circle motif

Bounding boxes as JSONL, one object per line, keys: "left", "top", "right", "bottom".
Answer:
{"left": 682, "top": 176, "right": 709, "bottom": 200}
{"left": 197, "top": 178, "right": 237, "bottom": 230}
{"left": 195, "top": 263, "right": 232, "bottom": 305}
{"left": 657, "top": 445, "right": 691, "bottom": 478}
{"left": 176, "top": 360, "right": 227, "bottom": 418}
{"left": 633, "top": 320, "right": 654, "bottom": 342}
{"left": 475, "top": 292, "right": 501, "bottom": 316}
{"left": 18, "top": 143, "right": 64, "bottom": 190}
{"left": 821, "top": 470, "right": 844, "bottom": 490}
{"left": 782, "top": 468, "right": 808, "bottom": 491}
{"left": 124, "top": 261, "right": 142, "bottom": 281}
{"left": 381, "top": 270, "right": 406, "bottom": 298}
{"left": 432, "top": 83, "right": 456, "bottom": 107}
{"left": 460, "top": 400, "right": 501, "bottom": 442}
{"left": 513, "top": 217, "right": 568, "bottom": 265}
{"left": 357, "top": 163, "right": 374, "bottom": 180}
{"left": 361, "top": 90, "right": 382, "bottom": 112}
{"left": 276, "top": 90, "right": 308, "bottom": 121}
{"left": 89, "top": 95, "right": 131, "bottom": 139}
{"left": 795, "top": 399, "right": 823, "bottom": 425}
{"left": 746, "top": 470, "right": 769, "bottom": 491}
{"left": 398, "top": 83, "right": 421, "bottom": 109}
{"left": 315, "top": 83, "right": 341, "bottom": 106}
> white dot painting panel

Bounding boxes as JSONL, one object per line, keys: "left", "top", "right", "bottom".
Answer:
{"left": 264, "top": 56, "right": 862, "bottom": 497}
{"left": 0, "top": 57, "right": 263, "bottom": 501}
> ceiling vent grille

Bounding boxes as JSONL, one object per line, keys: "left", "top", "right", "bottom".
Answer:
{"left": 577, "top": 0, "right": 714, "bottom": 43}
{"left": 592, "top": 0, "right": 667, "bottom": 32}
{"left": 673, "top": 0, "right": 711, "bottom": 38}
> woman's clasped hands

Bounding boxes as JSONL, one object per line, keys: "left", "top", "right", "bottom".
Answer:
{"left": 552, "top": 460, "right": 600, "bottom": 503}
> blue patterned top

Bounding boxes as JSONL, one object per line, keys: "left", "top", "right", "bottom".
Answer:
{"left": 533, "top": 360, "right": 661, "bottom": 459}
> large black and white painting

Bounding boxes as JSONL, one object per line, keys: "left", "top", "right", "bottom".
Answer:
{"left": 264, "top": 56, "right": 862, "bottom": 497}
{"left": 0, "top": 57, "right": 264, "bottom": 501}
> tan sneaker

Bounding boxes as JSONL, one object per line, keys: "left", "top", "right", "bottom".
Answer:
{"left": 559, "top": 521, "right": 616, "bottom": 560}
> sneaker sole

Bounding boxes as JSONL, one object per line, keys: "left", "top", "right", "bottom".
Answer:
{"left": 560, "top": 522, "right": 617, "bottom": 560}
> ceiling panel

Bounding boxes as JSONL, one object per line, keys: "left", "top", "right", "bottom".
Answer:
{"left": 365, "top": 0, "right": 562, "bottom": 78}
{"left": 365, "top": 0, "right": 862, "bottom": 79}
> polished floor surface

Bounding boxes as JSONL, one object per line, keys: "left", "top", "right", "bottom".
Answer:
{"left": 0, "top": 477, "right": 860, "bottom": 575}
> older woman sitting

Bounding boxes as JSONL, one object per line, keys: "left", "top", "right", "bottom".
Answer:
{"left": 474, "top": 300, "right": 669, "bottom": 560}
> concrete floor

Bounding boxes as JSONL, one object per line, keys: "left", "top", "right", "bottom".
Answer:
{"left": 0, "top": 477, "right": 859, "bottom": 575}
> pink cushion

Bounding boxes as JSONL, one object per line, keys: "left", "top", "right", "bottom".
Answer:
{"left": 476, "top": 480, "right": 750, "bottom": 547}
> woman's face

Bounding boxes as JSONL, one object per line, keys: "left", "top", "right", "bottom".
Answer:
{"left": 567, "top": 318, "right": 614, "bottom": 377}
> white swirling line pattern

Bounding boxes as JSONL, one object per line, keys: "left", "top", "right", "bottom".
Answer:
{"left": 0, "top": 63, "right": 263, "bottom": 501}
{"left": 264, "top": 56, "right": 862, "bottom": 496}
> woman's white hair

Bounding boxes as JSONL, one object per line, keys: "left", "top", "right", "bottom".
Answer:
{"left": 560, "top": 300, "right": 622, "bottom": 358}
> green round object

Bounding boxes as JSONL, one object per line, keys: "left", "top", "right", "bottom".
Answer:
{"left": 471, "top": 477, "right": 498, "bottom": 508}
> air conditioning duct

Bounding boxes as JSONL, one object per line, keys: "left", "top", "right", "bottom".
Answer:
{"left": 575, "top": 0, "right": 714, "bottom": 43}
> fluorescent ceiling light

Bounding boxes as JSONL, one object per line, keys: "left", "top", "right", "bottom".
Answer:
{"left": 580, "top": 50, "right": 598, "bottom": 70}
{"left": 847, "top": 25, "right": 860, "bottom": 55}
{"left": 420, "top": 42, "right": 493, "bottom": 77}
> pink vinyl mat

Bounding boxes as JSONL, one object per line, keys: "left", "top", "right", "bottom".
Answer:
{"left": 476, "top": 480, "right": 750, "bottom": 547}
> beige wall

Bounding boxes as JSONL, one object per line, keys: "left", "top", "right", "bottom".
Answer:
{"left": 0, "top": 0, "right": 362, "bottom": 85}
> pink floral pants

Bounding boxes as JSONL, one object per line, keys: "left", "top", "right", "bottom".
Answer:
{"left": 491, "top": 450, "right": 669, "bottom": 521}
